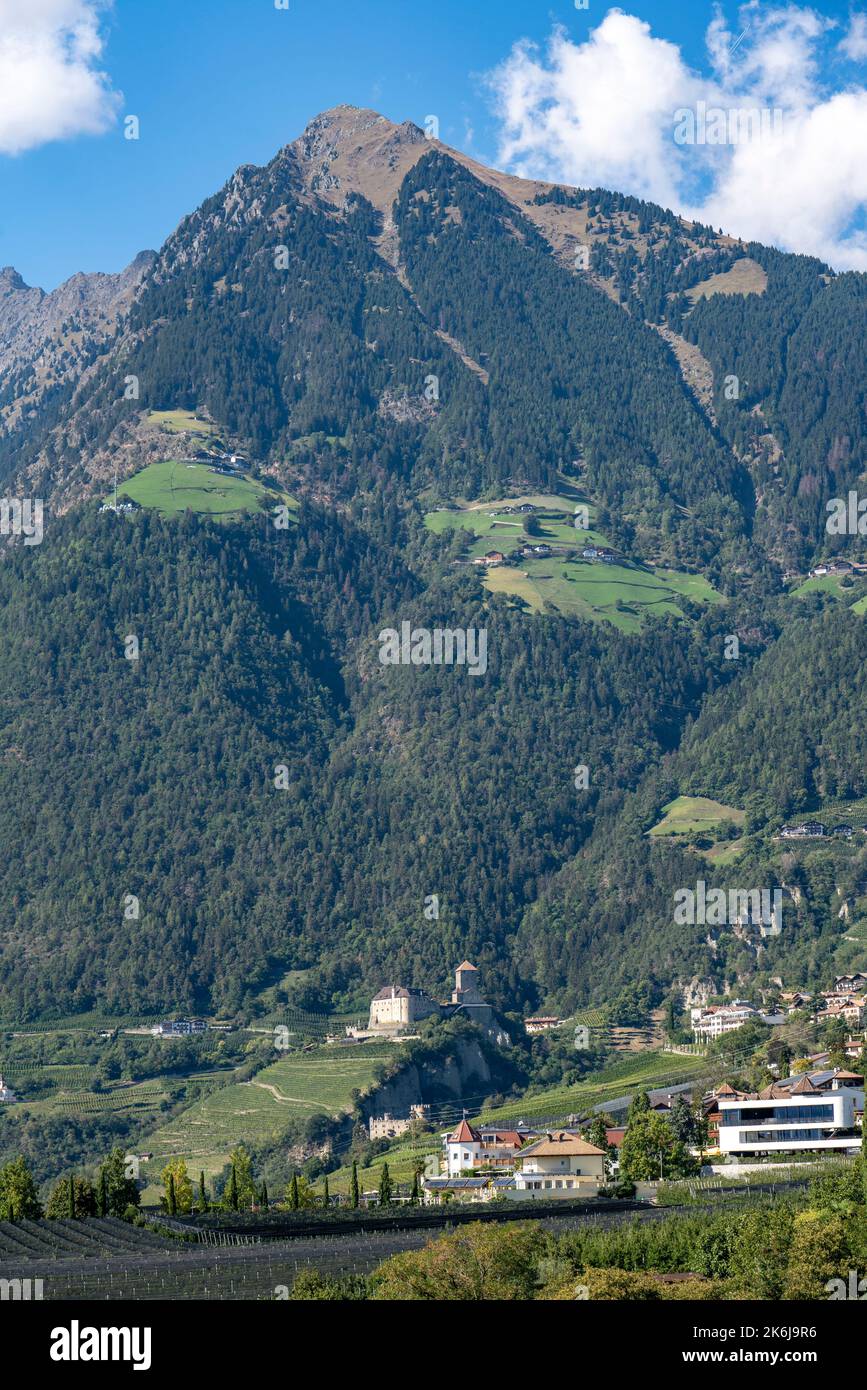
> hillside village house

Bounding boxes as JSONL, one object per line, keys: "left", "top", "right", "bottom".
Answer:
{"left": 524, "top": 1016, "right": 561, "bottom": 1034}
{"left": 691, "top": 1001, "right": 758, "bottom": 1040}
{"left": 444, "top": 1118, "right": 525, "bottom": 1175}
{"left": 823, "top": 995, "right": 866, "bottom": 1027}
{"left": 425, "top": 1128, "right": 606, "bottom": 1203}
{"left": 832, "top": 973, "right": 867, "bottom": 994}
{"left": 511, "top": 1133, "right": 606, "bottom": 1198}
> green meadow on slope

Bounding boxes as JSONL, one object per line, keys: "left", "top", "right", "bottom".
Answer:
{"left": 649, "top": 796, "right": 746, "bottom": 838}
{"left": 485, "top": 558, "right": 722, "bottom": 631}
{"left": 426, "top": 495, "right": 722, "bottom": 630}
{"left": 107, "top": 460, "right": 296, "bottom": 520}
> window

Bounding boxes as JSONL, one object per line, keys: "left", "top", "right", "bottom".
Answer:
{"left": 738, "top": 1128, "right": 831, "bottom": 1144}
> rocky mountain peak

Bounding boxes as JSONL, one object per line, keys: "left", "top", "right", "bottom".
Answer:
{"left": 0, "top": 266, "right": 30, "bottom": 294}
{"left": 289, "top": 105, "right": 434, "bottom": 212}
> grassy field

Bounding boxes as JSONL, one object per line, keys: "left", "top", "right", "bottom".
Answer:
{"left": 649, "top": 796, "right": 745, "bottom": 838}
{"left": 649, "top": 795, "right": 746, "bottom": 864}
{"left": 145, "top": 409, "right": 218, "bottom": 435}
{"left": 425, "top": 494, "right": 609, "bottom": 557}
{"left": 485, "top": 558, "right": 723, "bottom": 632}
{"left": 687, "top": 257, "right": 768, "bottom": 301}
{"left": 791, "top": 573, "right": 848, "bottom": 598}
{"left": 108, "top": 461, "right": 297, "bottom": 522}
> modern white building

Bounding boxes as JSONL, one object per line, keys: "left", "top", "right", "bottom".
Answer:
{"left": 717, "top": 1071, "right": 864, "bottom": 1156}
{"left": 691, "top": 1001, "right": 758, "bottom": 1040}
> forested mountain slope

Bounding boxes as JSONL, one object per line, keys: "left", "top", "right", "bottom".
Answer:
{"left": 0, "top": 505, "right": 741, "bottom": 1020}
{"left": 519, "top": 603, "right": 867, "bottom": 1010}
{"left": 1, "top": 106, "right": 866, "bottom": 1024}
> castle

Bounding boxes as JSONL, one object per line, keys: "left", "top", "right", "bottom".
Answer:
{"left": 367, "top": 961, "right": 507, "bottom": 1044}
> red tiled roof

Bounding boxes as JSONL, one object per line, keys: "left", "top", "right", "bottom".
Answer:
{"left": 489, "top": 1130, "right": 523, "bottom": 1148}
{"left": 449, "top": 1119, "right": 481, "bottom": 1144}
{"left": 520, "top": 1132, "right": 606, "bottom": 1158}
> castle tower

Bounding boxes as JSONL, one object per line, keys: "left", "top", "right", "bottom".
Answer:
{"left": 453, "top": 960, "right": 481, "bottom": 1005}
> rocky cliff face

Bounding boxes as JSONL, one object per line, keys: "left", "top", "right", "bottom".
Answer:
{"left": 0, "top": 250, "right": 154, "bottom": 430}
{"left": 362, "top": 1039, "right": 494, "bottom": 1122}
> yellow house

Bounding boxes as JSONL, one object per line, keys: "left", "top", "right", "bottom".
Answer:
{"left": 511, "top": 1132, "right": 606, "bottom": 1198}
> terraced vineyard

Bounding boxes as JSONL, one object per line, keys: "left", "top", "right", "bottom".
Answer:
{"left": 140, "top": 1044, "right": 391, "bottom": 1189}
{"left": 475, "top": 1052, "right": 709, "bottom": 1125}
{"left": 51, "top": 1080, "right": 169, "bottom": 1115}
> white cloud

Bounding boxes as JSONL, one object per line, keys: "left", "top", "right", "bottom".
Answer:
{"left": 839, "top": 12, "right": 867, "bottom": 60}
{"left": 0, "top": 0, "right": 120, "bottom": 156}
{"left": 486, "top": 6, "right": 867, "bottom": 270}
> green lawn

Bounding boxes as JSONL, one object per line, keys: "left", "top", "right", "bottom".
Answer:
{"left": 649, "top": 796, "right": 746, "bottom": 838}
{"left": 649, "top": 795, "right": 746, "bottom": 864}
{"left": 106, "top": 461, "right": 297, "bottom": 522}
{"left": 791, "top": 574, "right": 847, "bottom": 598}
{"left": 703, "top": 838, "right": 747, "bottom": 866}
{"left": 146, "top": 409, "right": 218, "bottom": 435}
{"left": 425, "top": 493, "right": 607, "bottom": 556}
{"left": 485, "top": 558, "right": 723, "bottom": 632}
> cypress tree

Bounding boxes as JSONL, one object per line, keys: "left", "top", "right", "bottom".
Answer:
{"left": 68, "top": 1174, "right": 76, "bottom": 1219}
{"left": 260, "top": 1181, "right": 269, "bottom": 1211}
{"left": 378, "top": 1162, "right": 392, "bottom": 1207}
{"left": 289, "top": 1172, "right": 299, "bottom": 1210}
{"left": 350, "top": 1160, "right": 359, "bottom": 1209}
{"left": 198, "top": 1171, "right": 209, "bottom": 1213}
{"left": 228, "top": 1165, "right": 239, "bottom": 1212}
{"left": 410, "top": 1170, "right": 420, "bottom": 1206}
{"left": 168, "top": 1172, "right": 177, "bottom": 1216}
{"left": 322, "top": 1175, "right": 330, "bottom": 1208}
{"left": 98, "top": 1169, "right": 108, "bottom": 1219}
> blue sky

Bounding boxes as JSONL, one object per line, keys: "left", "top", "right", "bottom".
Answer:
{"left": 0, "top": 0, "right": 864, "bottom": 288}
